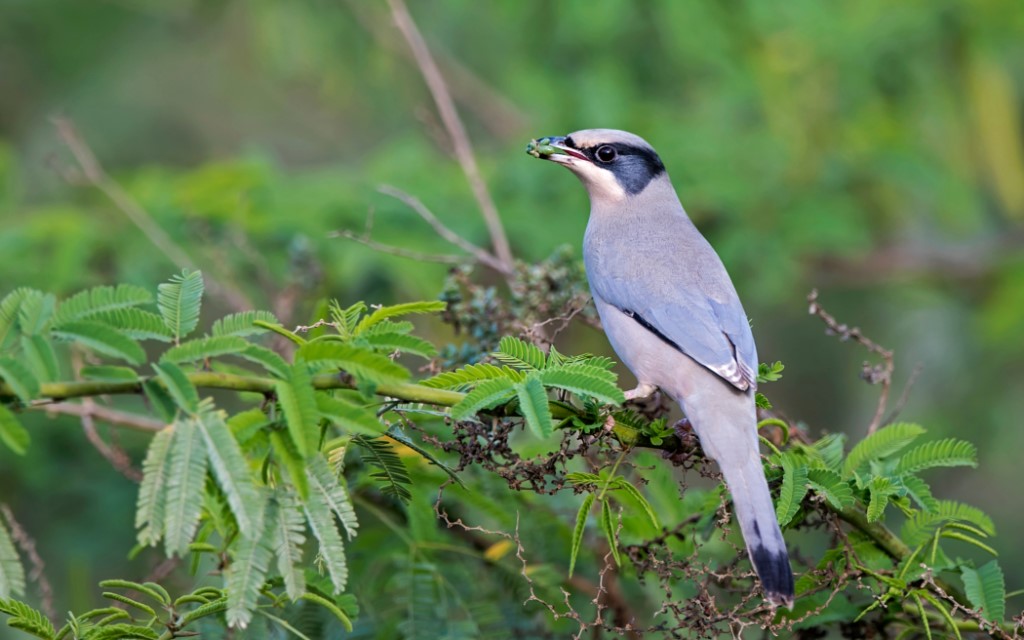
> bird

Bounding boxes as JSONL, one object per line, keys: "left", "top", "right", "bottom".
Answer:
{"left": 527, "top": 129, "right": 794, "bottom": 606}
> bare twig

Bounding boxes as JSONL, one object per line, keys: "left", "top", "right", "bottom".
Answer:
{"left": 37, "top": 401, "right": 165, "bottom": 433}
{"left": 77, "top": 398, "right": 145, "bottom": 482}
{"left": 50, "top": 117, "right": 252, "bottom": 312}
{"left": 387, "top": 0, "right": 514, "bottom": 273}
{"left": 1, "top": 505, "right": 55, "bottom": 623}
{"left": 807, "top": 289, "right": 894, "bottom": 435}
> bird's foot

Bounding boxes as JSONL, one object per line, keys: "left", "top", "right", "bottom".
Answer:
{"left": 624, "top": 383, "right": 658, "bottom": 402}
{"left": 662, "top": 419, "right": 700, "bottom": 467}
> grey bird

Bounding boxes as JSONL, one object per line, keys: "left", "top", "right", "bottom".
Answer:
{"left": 527, "top": 129, "right": 794, "bottom": 606}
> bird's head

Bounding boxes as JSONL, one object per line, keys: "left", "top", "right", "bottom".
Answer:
{"left": 526, "top": 128, "right": 666, "bottom": 202}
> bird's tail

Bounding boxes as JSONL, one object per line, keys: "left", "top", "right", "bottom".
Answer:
{"left": 680, "top": 387, "right": 795, "bottom": 607}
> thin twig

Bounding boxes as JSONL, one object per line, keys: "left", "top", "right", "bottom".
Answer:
{"left": 807, "top": 289, "right": 894, "bottom": 435}
{"left": 77, "top": 397, "right": 145, "bottom": 481}
{"left": 387, "top": 0, "right": 514, "bottom": 273}
{"left": 0, "top": 505, "right": 55, "bottom": 623}
{"left": 377, "top": 185, "right": 509, "bottom": 273}
{"left": 883, "top": 362, "right": 924, "bottom": 426}
{"left": 37, "top": 401, "right": 165, "bottom": 433}
{"left": 50, "top": 117, "right": 252, "bottom": 313}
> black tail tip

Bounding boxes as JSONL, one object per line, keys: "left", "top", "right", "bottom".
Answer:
{"left": 751, "top": 545, "right": 795, "bottom": 609}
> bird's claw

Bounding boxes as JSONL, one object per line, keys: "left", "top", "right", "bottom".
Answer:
{"left": 624, "top": 383, "right": 658, "bottom": 402}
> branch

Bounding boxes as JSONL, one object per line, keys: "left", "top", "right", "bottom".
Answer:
{"left": 37, "top": 402, "right": 165, "bottom": 433}
{"left": 387, "top": 0, "right": 514, "bottom": 273}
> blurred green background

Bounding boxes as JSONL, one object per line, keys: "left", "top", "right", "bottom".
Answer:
{"left": 2, "top": 0, "right": 1023, "bottom": 630}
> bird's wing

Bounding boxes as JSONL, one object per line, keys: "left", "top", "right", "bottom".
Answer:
{"left": 593, "top": 276, "right": 758, "bottom": 391}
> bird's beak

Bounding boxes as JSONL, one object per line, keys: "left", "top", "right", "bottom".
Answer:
{"left": 525, "top": 136, "right": 590, "bottom": 165}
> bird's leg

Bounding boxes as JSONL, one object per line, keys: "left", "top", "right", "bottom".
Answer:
{"left": 624, "top": 382, "right": 658, "bottom": 401}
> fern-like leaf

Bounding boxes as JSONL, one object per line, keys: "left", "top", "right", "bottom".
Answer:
{"left": 164, "top": 417, "right": 209, "bottom": 557}
{"left": 276, "top": 364, "right": 320, "bottom": 459}
{"left": 302, "top": 484, "right": 349, "bottom": 593}
{"left": 517, "top": 376, "right": 554, "bottom": 439}
{"left": 271, "top": 431, "right": 309, "bottom": 500}
{"left": 895, "top": 438, "right": 978, "bottom": 475}
{"left": 195, "top": 409, "right": 263, "bottom": 537}
{"left": 136, "top": 428, "right": 173, "bottom": 547}
{"left": 297, "top": 342, "right": 409, "bottom": 385}
{"left": 842, "top": 422, "right": 925, "bottom": 477}
{"left": 225, "top": 505, "right": 272, "bottom": 629}
{"left": 609, "top": 478, "right": 660, "bottom": 530}
{"left": 237, "top": 345, "right": 289, "bottom": 379}
{"left": 355, "top": 436, "right": 411, "bottom": 502}
{"left": 92, "top": 308, "right": 173, "bottom": 342}
{"left": 316, "top": 394, "right": 384, "bottom": 436}
{"left": 961, "top": 560, "right": 1006, "bottom": 623}
{"left": 0, "top": 520, "right": 26, "bottom": 598}
{"left": 152, "top": 361, "right": 200, "bottom": 414}
{"left": 0, "top": 357, "right": 40, "bottom": 402}
{"left": 899, "top": 475, "right": 939, "bottom": 512}
{"left": 569, "top": 494, "right": 594, "bottom": 578}
{"left": 16, "top": 291, "right": 56, "bottom": 337}
{"left": 0, "top": 405, "right": 29, "bottom": 456}
{"left": 160, "top": 336, "right": 249, "bottom": 364}
{"left": 493, "top": 336, "right": 546, "bottom": 370}
{"left": 600, "top": 499, "right": 621, "bottom": 567}
{"left": 0, "top": 598, "right": 56, "bottom": 638}
{"left": 307, "top": 456, "right": 359, "bottom": 539}
{"left": 353, "top": 300, "right": 446, "bottom": 335}
{"left": 87, "top": 623, "right": 159, "bottom": 640}
{"left": 866, "top": 476, "right": 898, "bottom": 522}
{"left": 20, "top": 335, "right": 59, "bottom": 382}
{"left": 52, "top": 321, "right": 145, "bottom": 365}
{"left": 0, "top": 289, "right": 32, "bottom": 346}
{"left": 775, "top": 454, "right": 809, "bottom": 527}
{"left": 211, "top": 311, "right": 279, "bottom": 337}
{"left": 358, "top": 332, "right": 437, "bottom": 358}
{"left": 420, "top": 363, "right": 519, "bottom": 390}
{"left": 449, "top": 378, "right": 516, "bottom": 420}
{"left": 269, "top": 490, "right": 306, "bottom": 600}
{"left": 810, "top": 433, "right": 846, "bottom": 472}
{"left": 157, "top": 270, "right": 204, "bottom": 342}
{"left": 902, "top": 500, "right": 996, "bottom": 545}
{"left": 329, "top": 300, "right": 366, "bottom": 339}
{"left": 54, "top": 284, "right": 152, "bottom": 325}
{"left": 805, "top": 468, "right": 854, "bottom": 510}
{"left": 537, "top": 365, "right": 624, "bottom": 405}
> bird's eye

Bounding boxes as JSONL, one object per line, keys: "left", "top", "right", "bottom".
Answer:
{"left": 595, "top": 145, "right": 617, "bottom": 163}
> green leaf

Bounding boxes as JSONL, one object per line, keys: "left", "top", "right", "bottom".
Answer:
{"left": 0, "top": 405, "right": 29, "bottom": 456}
{"left": 299, "top": 592, "right": 353, "bottom": 633}
{"left": 775, "top": 454, "right": 809, "bottom": 527}
{"left": 494, "top": 336, "right": 546, "bottom": 370}
{"left": 537, "top": 365, "right": 624, "bottom": 404}
{"left": 810, "top": 433, "right": 846, "bottom": 472}
{"left": 354, "top": 436, "right": 411, "bottom": 503}
{"left": 599, "top": 499, "right": 621, "bottom": 567}
{"left": 316, "top": 394, "right": 385, "bottom": 436}
{"left": 757, "top": 361, "right": 785, "bottom": 384}
{"left": 87, "top": 623, "right": 159, "bottom": 640}
{"left": 160, "top": 335, "right": 249, "bottom": 364}
{"left": 227, "top": 408, "right": 270, "bottom": 444}
{"left": 271, "top": 431, "right": 309, "bottom": 500}
{"left": 609, "top": 478, "right": 660, "bottom": 530}
{"left": 54, "top": 285, "right": 152, "bottom": 325}
{"left": 297, "top": 342, "right": 409, "bottom": 385}
{"left": 0, "top": 357, "right": 40, "bottom": 402}
{"left": 276, "top": 365, "right": 320, "bottom": 458}
{"left": 0, "top": 598, "right": 55, "bottom": 638}
{"left": 151, "top": 361, "right": 200, "bottom": 414}
{"left": 961, "top": 560, "right": 1005, "bottom": 622}
{"left": 449, "top": 378, "right": 517, "bottom": 420}
{"left": 307, "top": 456, "right": 358, "bottom": 539}
{"left": 353, "top": 300, "right": 446, "bottom": 335}
{"left": 902, "top": 500, "right": 996, "bottom": 545}
{"left": 385, "top": 425, "right": 465, "bottom": 488}
{"left": 329, "top": 300, "right": 366, "bottom": 339}
{"left": 302, "top": 480, "right": 349, "bottom": 593}
{"left": 0, "top": 289, "right": 31, "bottom": 347}
{"left": 158, "top": 269, "right": 204, "bottom": 342}
{"left": 517, "top": 376, "right": 554, "bottom": 439}
{"left": 894, "top": 438, "right": 978, "bottom": 475}
{"left": 899, "top": 475, "right": 939, "bottom": 512}
{"left": 142, "top": 379, "right": 178, "bottom": 424}
{"left": 16, "top": 291, "right": 55, "bottom": 337}
{"left": 92, "top": 308, "right": 173, "bottom": 342}
{"left": 79, "top": 366, "right": 140, "bottom": 383}
{"left": 269, "top": 490, "right": 306, "bottom": 600}
{"left": 211, "top": 311, "right": 280, "bottom": 337}
{"left": 806, "top": 468, "right": 854, "bottom": 510}
{"left": 0, "top": 521, "right": 26, "bottom": 598}
{"left": 842, "top": 422, "right": 926, "bottom": 477}
{"left": 358, "top": 332, "right": 437, "bottom": 358}
{"left": 195, "top": 409, "right": 263, "bottom": 538}
{"left": 866, "top": 476, "right": 898, "bottom": 522}
{"left": 225, "top": 504, "right": 272, "bottom": 629}
{"left": 136, "top": 427, "right": 173, "bottom": 547}
{"left": 20, "top": 335, "right": 59, "bottom": 382}
{"left": 52, "top": 321, "right": 145, "bottom": 365}
{"left": 237, "top": 345, "right": 289, "bottom": 379}
{"left": 420, "top": 362, "right": 519, "bottom": 390}
{"left": 164, "top": 417, "right": 209, "bottom": 557}
{"left": 569, "top": 494, "right": 595, "bottom": 578}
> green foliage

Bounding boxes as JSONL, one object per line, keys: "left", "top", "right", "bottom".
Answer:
{"left": 962, "top": 560, "right": 1006, "bottom": 623}
{"left": 275, "top": 364, "right": 320, "bottom": 459}
{"left": 569, "top": 494, "right": 595, "bottom": 578}
{"left": 842, "top": 422, "right": 926, "bottom": 478}
{"left": 211, "top": 310, "right": 279, "bottom": 337}
{"left": 516, "top": 376, "right": 554, "bottom": 439}
{"left": 0, "top": 520, "right": 25, "bottom": 599}
{"left": 163, "top": 417, "right": 209, "bottom": 557}
{"left": 0, "top": 404, "right": 30, "bottom": 456}
{"left": 135, "top": 428, "right": 172, "bottom": 547}
{"left": 0, "top": 599, "right": 55, "bottom": 639}
{"left": 157, "top": 270, "right": 204, "bottom": 343}
{"left": 355, "top": 436, "right": 412, "bottom": 502}
{"left": 775, "top": 454, "right": 809, "bottom": 527}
